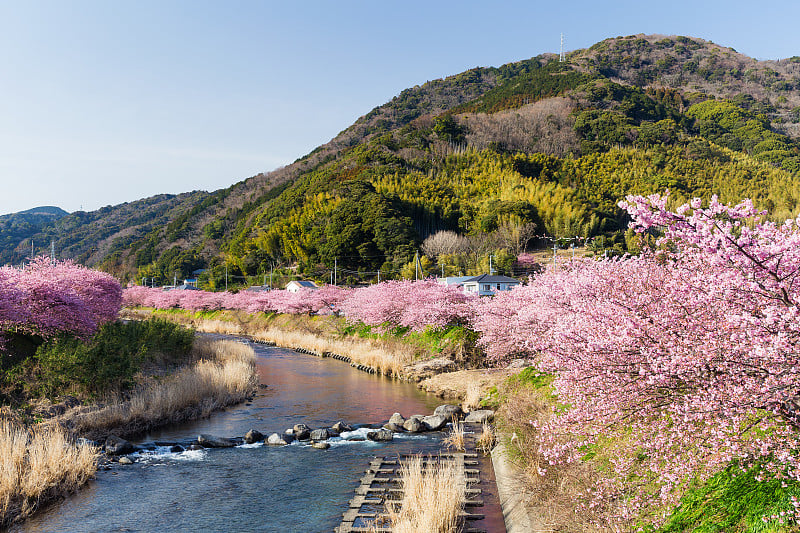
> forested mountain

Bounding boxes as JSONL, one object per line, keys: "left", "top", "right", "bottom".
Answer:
{"left": 0, "top": 206, "right": 68, "bottom": 265}
{"left": 9, "top": 34, "right": 800, "bottom": 286}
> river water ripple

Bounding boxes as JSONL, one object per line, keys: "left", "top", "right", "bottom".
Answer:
{"left": 16, "top": 339, "right": 445, "bottom": 532}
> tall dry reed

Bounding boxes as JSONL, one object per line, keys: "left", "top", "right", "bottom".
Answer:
{"left": 476, "top": 422, "right": 496, "bottom": 453}
{"left": 127, "top": 308, "right": 418, "bottom": 378}
{"left": 0, "top": 422, "right": 98, "bottom": 527}
{"left": 386, "top": 455, "right": 465, "bottom": 533}
{"left": 251, "top": 328, "right": 412, "bottom": 377}
{"left": 70, "top": 339, "right": 257, "bottom": 437}
{"left": 463, "top": 382, "right": 482, "bottom": 410}
{"left": 443, "top": 419, "right": 466, "bottom": 452}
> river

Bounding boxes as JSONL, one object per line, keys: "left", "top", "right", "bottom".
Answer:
{"left": 15, "top": 339, "right": 454, "bottom": 532}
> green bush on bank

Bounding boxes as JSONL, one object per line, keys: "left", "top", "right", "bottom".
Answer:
{"left": 27, "top": 319, "right": 194, "bottom": 398}
{"left": 656, "top": 462, "right": 800, "bottom": 533}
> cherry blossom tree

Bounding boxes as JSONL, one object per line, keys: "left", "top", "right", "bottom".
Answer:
{"left": 339, "top": 279, "right": 475, "bottom": 332}
{"left": 473, "top": 194, "right": 800, "bottom": 523}
{"left": 1, "top": 258, "right": 122, "bottom": 342}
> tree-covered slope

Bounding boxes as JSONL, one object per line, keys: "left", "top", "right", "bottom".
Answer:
{"left": 9, "top": 34, "right": 800, "bottom": 285}
{"left": 0, "top": 206, "right": 68, "bottom": 265}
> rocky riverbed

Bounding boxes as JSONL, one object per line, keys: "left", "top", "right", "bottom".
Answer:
{"left": 96, "top": 403, "right": 495, "bottom": 465}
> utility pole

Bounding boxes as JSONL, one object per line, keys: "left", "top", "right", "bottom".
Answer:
{"left": 571, "top": 242, "right": 575, "bottom": 262}
{"left": 377, "top": 269, "right": 380, "bottom": 282}
{"left": 489, "top": 254, "right": 494, "bottom": 275}
{"left": 560, "top": 33, "right": 565, "bottom": 62}
{"left": 553, "top": 241, "right": 558, "bottom": 271}
{"left": 334, "top": 258, "right": 337, "bottom": 286}
{"left": 270, "top": 264, "right": 274, "bottom": 288}
{"left": 225, "top": 264, "right": 228, "bottom": 291}
{"left": 441, "top": 263, "right": 444, "bottom": 278}
{"left": 50, "top": 240, "right": 55, "bottom": 262}
{"left": 414, "top": 252, "right": 420, "bottom": 280}
{"left": 173, "top": 273, "right": 177, "bottom": 287}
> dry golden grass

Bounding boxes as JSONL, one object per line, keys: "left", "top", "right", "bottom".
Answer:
{"left": 218, "top": 323, "right": 412, "bottom": 378}
{"left": 384, "top": 455, "right": 465, "bottom": 533}
{"left": 499, "top": 386, "right": 607, "bottom": 532}
{"left": 0, "top": 422, "right": 99, "bottom": 527}
{"left": 126, "top": 308, "right": 423, "bottom": 379}
{"left": 67, "top": 339, "right": 257, "bottom": 438}
{"left": 191, "top": 336, "right": 256, "bottom": 365}
{"left": 463, "top": 382, "right": 482, "bottom": 410}
{"left": 442, "top": 419, "right": 466, "bottom": 452}
{"left": 476, "top": 422, "right": 496, "bottom": 454}
{"left": 192, "top": 319, "right": 243, "bottom": 336}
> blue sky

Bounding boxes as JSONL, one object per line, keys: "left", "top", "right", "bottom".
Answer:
{"left": 1, "top": 0, "right": 799, "bottom": 215}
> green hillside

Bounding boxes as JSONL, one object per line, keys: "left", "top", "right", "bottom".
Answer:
{"left": 9, "top": 34, "right": 800, "bottom": 285}
{"left": 0, "top": 206, "right": 68, "bottom": 265}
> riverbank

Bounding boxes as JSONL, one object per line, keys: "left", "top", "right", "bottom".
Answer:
{"left": 0, "top": 423, "right": 99, "bottom": 529}
{"left": 122, "top": 307, "right": 477, "bottom": 381}
{"left": 0, "top": 330, "right": 258, "bottom": 528}
{"left": 56, "top": 337, "right": 258, "bottom": 442}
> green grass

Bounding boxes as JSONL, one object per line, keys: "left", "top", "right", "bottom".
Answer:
{"left": 507, "top": 366, "right": 554, "bottom": 389}
{"left": 7, "top": 319, "right": 195, "bottom": 400}
{"left": 340, "top": 322, "right": 476, "bottom": 357}
{"left": 657, "top": 462, "right": 800, "bottom": 533}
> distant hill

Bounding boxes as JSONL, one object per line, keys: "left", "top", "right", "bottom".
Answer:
{"left": 3, "top": 206, "right": 69, "bottom": 219}
{"left": 0, "top": 206, "right": 69, "bottom": 264}
{"left": 7, "top": 34, "right": 800, "bottom": 284}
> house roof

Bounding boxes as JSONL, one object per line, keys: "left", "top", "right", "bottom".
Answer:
{"left": 287, "top": 280, "right": 318, "bottom": 288}
{"left": 438, "top": 276, "right": 473, "bottom": 285}
{"left": 463, "top": 274, "right": 521, "bottom": 284}
{"left": 245, "top": 285, "right": 271, "bottom": 292}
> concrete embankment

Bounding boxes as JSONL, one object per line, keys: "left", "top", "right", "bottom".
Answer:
{"left": 491, "top": 437, "right": 539, "bottom": 532}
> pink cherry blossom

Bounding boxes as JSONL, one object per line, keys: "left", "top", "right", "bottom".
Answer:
{"left": 1, "top": 257, "right": 122, "bottom": 342}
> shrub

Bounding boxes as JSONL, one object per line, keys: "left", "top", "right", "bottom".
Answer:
{"left": 33, "top": 319, "right": 194, "bottom": 397}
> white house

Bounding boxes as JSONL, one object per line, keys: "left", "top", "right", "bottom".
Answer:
{"left": 286, "top": 280, "right": 319, "bottom": 293}
{"left": 461, "top": 274, "right": 520, "bottom": 296}
{"left": 437, "top": 276, "right": 473, "bottom": 289}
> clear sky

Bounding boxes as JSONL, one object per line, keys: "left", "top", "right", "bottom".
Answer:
{"left": 1, "top": 0, "right": 799, "bottom": 215}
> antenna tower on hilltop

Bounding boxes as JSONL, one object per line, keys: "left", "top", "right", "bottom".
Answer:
{"left": 560, "top": 33, "right": 565, "bottom": 62}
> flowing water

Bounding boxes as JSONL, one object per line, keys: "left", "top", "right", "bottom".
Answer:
{"left": 16, "top": 340, "right": 450, "bottom": 533}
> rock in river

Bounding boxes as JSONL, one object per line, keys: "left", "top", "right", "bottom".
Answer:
{"left": 105, "top": 435, "right": 135, "bottom": 456}
{"left": 367, "top": 429, "right": 394, "bottom": 442}
{"left": 464, "top": 409, "right": 495, "bottom": 424}
{"left": 312, "top": 441, "right": 331, "bottom": 450}
{"left": 331, "top": 421, "right": 352, "bottom": 433}
{"left": 198, "top": 434, "right": 238, "bottom": 448}
{"left": 403, "top": 418, "right": 424, "bottom": 433}
{"left": 244, "top": 429, "right": 265, "bottom": 444}
{"left": 267, "top": 433, "right": 293, "bottom": 446}
{"left": 389, "top": 412, "right": 406, "bottom": 426}
{"left": 383, "top": 422, "right": 405, "bottom": 432}
{"left": 422, "top": 415, "right": 447, "bottom": 431}
{"left": 293, "top": 424, "right": 311, "bottom": 440}
{"left": 434, "top": 404, "right": 464, "bottom": 420}
{"left": 118, "top": 456, "right": 134, "bottom": 465}
{"left": 310, "top": 429, "right": 330, "bottom": 441}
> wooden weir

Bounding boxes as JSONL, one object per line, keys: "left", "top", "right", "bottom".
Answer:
{"left": 335, "top": 425, "right": 489, "bottom": 533}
